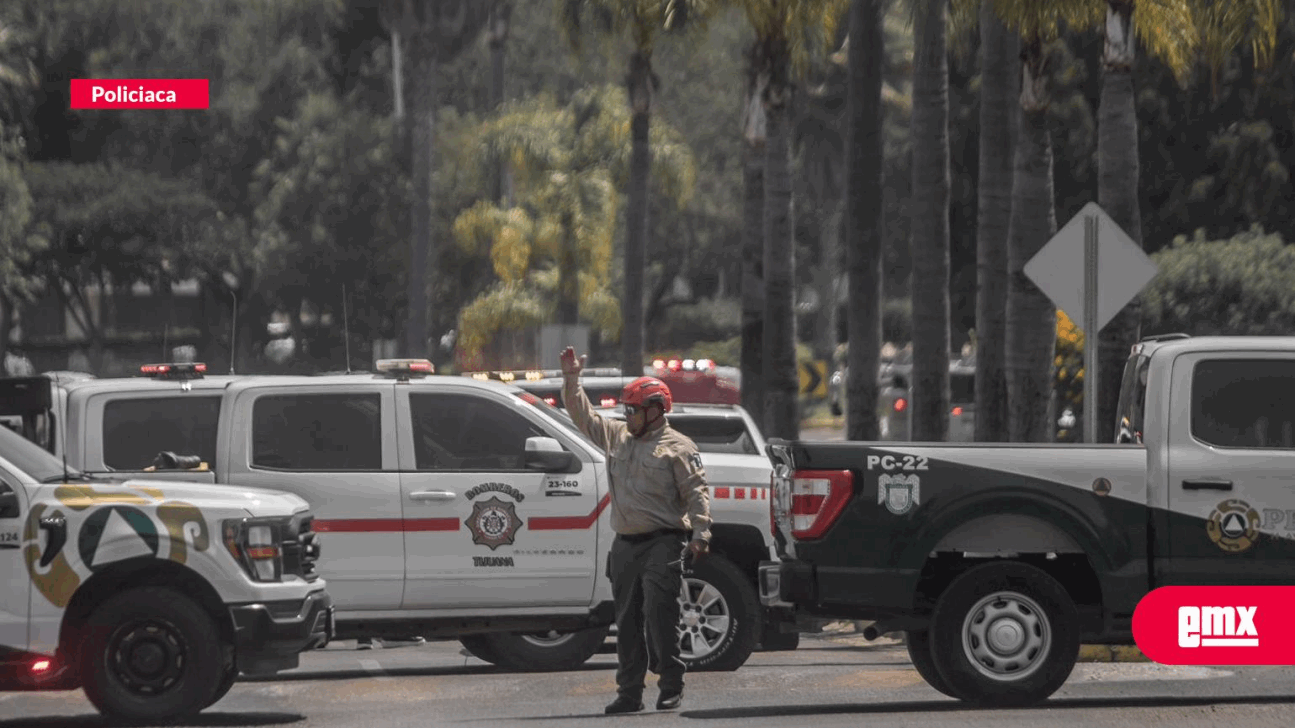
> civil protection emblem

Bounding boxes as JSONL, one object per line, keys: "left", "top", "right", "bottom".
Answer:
{"left": 1206, "top": 498, "right": 1260, "bottom": 553}
{"left": 878, "top": 474, "right": 920, "bottom": 515}
{"left": 467, "top": 496, "right": 523, "bottom": 551}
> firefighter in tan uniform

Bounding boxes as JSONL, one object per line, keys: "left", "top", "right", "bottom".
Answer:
{"left": 559, "top": 346, "right": 712, "bottom": 715}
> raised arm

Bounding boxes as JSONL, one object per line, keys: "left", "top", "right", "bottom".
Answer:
{"left": 559, "top": 346, "right": 625, "bottom": 451}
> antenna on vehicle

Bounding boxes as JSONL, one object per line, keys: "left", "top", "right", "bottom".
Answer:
{"left": 229, "top": 287, "right": 237, "bottom": 375}
{"left": 342, "top": 284, "right": 352, "bottom": 374}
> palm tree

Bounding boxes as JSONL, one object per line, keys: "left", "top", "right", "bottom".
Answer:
{"left": 740, "top": 35, "right": 768, "bottom": 427}
{"left": 378, "top": 0, "right": 495, "bottom": 362}
{"left": 838, "top": 0, "right": 886, "bottom": 442}
{"left": 907, "top": 0, "right": 952, "bottom": 442}
{"left": 973, "top": 0, "right": 1018, "bottom": 443}
{"left": 993, "top": 0, "right": 1103, "bottom": 442}
{"left": 558, "top": 0, "right": 720, "bottom": 376}
{"left": 735, "top": 0, "right": 851, "bottom": 441}
{"left": 1092, "top": 0, "right": 1196, "bottom": 443}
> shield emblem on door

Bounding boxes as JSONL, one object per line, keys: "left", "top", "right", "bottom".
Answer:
{"left": 878, "top": 474, "right": 920, "bottom": 515}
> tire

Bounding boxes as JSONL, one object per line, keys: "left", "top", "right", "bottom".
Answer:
{"left": 904, "top": 629, "right": 957, "bottom": 698}
{"left": 80, "top": 586, "right": 225, "bottom": 724}
{"left": 929, "top": 562, "right": 1080, "bottom": 707}
{"left": 205, "top": 644, "right": 237, "bottom": 708}
{"left": 475, "top": 625, "right": 611, "bottom": 672}
{"left": 677, "top": 554, "right": 760, "bottom": 672}
{"left": 458, "top": 635, "right": 502, "bottom": 665}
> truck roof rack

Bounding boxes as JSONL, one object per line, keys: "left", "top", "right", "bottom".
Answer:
{"left": 1139, "top": 333, "right": 1190, "bottom": 343}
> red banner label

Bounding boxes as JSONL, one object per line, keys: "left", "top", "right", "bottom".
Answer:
{"left": 1133, "top": 586, "right": 1295, "bottom": 665}
{"left": 70, "top": 79, "right": 210, "bottom": 109}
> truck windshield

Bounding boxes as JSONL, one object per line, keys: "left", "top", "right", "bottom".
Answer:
{"left": 0, "top": 424, "right": 90, "bottom": 483}
{"left": 1115, "top": 354, "right": 1149, "bottom": 443}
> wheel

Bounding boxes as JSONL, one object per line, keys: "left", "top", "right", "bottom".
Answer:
{"left": 474, "top": 625, "right": 611, "bottom": 672}
{"left": 676, "top": 554, "right": 760, "bottom": 672}
{"left": 904, "top": 629, "right": 957, "bottom": 698}
{"left": 458, "top": 635, "right": 502, "bottom": 665}
{"left": 929, "top": 562, "right": 1080, "bottom": 707}
{"left": 80, "top": 586, "right": 225, "bottom": 724}
{"left": 205, "top": 645, "right": 237, "bottom": 708}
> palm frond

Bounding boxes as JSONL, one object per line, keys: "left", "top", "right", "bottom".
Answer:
{"left": 1135, "top": 0, "right": 1198, "bottom": 84}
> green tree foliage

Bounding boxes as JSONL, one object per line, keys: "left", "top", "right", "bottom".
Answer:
{"left": 450, "top": 84, "right": 696, "bottom": 360}
{"left": 1140, "top": 226, "right": 1295, "bottom": 336}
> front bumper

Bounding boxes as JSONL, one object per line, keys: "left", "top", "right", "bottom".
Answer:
{"left": 229, "top": 588, "right": 334, "bottom": 676}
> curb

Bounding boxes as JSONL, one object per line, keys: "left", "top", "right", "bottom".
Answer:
{"left": 1077, "top": 644, "right": 1150, "bottom": 662}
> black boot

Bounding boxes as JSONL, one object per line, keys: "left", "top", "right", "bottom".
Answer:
{"left": 656, "top": 690, "right": 683, "bottom": 710}
{"left": 605, "top": 695, "right": 644, "bottom": 715}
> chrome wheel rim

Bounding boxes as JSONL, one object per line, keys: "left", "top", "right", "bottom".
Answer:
{"left": 519, "top": 630, "right": 577, "bottom": 648}
{"left": 677, "top": 577, "right": 731, "bottom": 660}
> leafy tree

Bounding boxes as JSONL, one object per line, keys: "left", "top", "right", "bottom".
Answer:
{"left": 557, "top": 0, "right": 721, "bottom": 376}
{"left": 1140, "top": 226, "right": 1295, "bottom": 336}
{"left": 0, "top": 123, "right": 42, "bottom": 368}
{"left": 734, "top": 0, "right": 851, "bottom": 440}
{"left": 451, "top": 84, "right": 696, "bottom": 363}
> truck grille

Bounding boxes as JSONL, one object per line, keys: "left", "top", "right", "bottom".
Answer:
{"left": 281, "top": 515, "right": 321, "bottom": 582}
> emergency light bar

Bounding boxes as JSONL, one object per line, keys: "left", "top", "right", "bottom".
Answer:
{"left": 375, "top": 359, "right": 434, "bottom": 377}
{"left": 140, "top": 362, "right": 207, "bottom": 380}
{"left": 654, "top": 359, "right": 715, "bottom": 372}
{"left": 461, "top": 367, "right": 623, "bottom": 381}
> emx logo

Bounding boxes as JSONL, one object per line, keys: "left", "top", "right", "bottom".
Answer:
{"left": 1135, "top": 586, "right": 1295, "bottom": 664}
{"left": 1178, "top": 606, "right": 1258, "bottom": 647}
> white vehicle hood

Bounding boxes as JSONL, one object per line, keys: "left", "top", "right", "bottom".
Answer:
{"left": 50, "top": 478, "right": 312, "bottom": 517}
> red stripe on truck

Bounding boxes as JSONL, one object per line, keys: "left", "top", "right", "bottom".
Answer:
{"left": 314, "top": 518, "right": 459, "bottom": 533}
{"left": 529, "top": 494, "right": 611, "bottom": 530}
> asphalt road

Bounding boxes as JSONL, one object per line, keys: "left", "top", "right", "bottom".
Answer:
{"left": 6, "top": 629, "right": 1295, "bottom": 728}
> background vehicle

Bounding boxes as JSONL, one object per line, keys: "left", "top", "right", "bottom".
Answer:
{"left": 466, "top": 357, "right": 739, "bottom": 409}
{"left": 7, "top": 360, "right": 790, "bottom": 674}
{"left": 761, "top": 334, "right": 1295, "bottom": 706}
{"left": 0, "top": 423, "right": 331, "bottom": 724}
{"left": 829, "top": 359, "right": 976, "bottom": 441}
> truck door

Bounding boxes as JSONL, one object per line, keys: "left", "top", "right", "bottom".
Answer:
{"left": 1164, "top": 353, "right": 1295, "bottom": 585}
{"left": 0, "top": 467, "right": 31, "bottom": 657}
{"left": 396, "top": 388, "right": 600, "bottom": 609}
{"left": 230, "top": 384, "right": 405, "bottom": 611}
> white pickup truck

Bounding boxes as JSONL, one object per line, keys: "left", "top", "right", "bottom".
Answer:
{"left": 5, "top": 359, "right": 792, "bottom": 673}
{"left": 0, "top": 409, "right": 332, "bottom": 724}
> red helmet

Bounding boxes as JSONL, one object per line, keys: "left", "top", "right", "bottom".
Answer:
{"left": 622, "top": 376, "right": 673, "bottom": 413}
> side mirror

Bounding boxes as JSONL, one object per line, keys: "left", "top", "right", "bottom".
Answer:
{"left": 0, "top": 484, "right": 19, "bottom": 519}
{"left": 524, "top": 436, "right": 580, "bottom": 473}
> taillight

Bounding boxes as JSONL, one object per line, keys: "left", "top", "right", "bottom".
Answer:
{"left": 952, "top": 406, "right": 963, "bottom": 416}
{"left": 600, "top": 396, "right": 618, "bottom": 407}
{"left": 894, "top": 398, "right": 907, "bottom": 412}
{"left": 789, "top": 470, "right": 853, "bottom": 540}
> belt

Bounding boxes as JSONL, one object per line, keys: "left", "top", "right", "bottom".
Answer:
{"left": 617, "top": 528, "right": 689, "bottom": 544}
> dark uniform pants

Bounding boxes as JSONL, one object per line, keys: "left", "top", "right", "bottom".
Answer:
{"left": 609, "top": 531, "right": 687, "bottom": 700}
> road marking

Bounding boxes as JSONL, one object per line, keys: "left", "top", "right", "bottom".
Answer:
{"left": 358, "top": 658, "right": 392, "bottom": 681}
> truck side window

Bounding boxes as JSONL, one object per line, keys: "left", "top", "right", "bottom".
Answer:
{"left": 0, "top": 480, "right": 19, "bottom": 519}
{"left": 409, "top": 393, "right": 548, "bottom": 471}
{"left": 252, "top": 393, "right": 382, "bottom": 471}
{"left": 103, "top": 396, "right": 222, "bottom": 469}
{"left": 1191, "top": 359, "right": 1295, "bottom": 449}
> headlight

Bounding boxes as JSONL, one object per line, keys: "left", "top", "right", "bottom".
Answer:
{"left": 223, "top": 517, "right": 286, "bottom": 582}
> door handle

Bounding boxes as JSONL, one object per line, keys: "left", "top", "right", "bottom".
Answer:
{"left": 1182, "top": 479, "right": 1233, "bottom": 491}
{"left": 410, "top": 490, "right": 457, "bottom": 502}
{"left": 39, "top": 515, "right": 66, "bottom": 567}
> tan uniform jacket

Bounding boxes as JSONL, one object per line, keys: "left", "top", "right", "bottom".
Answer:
{"left": 562, "top": 379, "right": 712, "bottom": 542}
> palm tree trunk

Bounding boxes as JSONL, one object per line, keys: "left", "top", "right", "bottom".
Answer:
{"left": 1096, "top": 1, "right": 1141, "bottom": 444}
{"left": 404, "top": 40, "right": 435, "bottom": 359}
{"left": 843, "top": 0, "right": 885, "bottom": 442}
{"left": 1005, "top": 42, "right": 1058, "bottom": 443}
{"left": 763, "top": 41, "right": 799, "bottom": 441}
{"left": 620, "top": 50, "right": 654, "bottom": 376}
{"left": 557, "top": 211, "right": 579, "bottom": 325}
{"left": 741, "top": 45, "right": 768, "bottom": 427}
{"left": 909, "top": 0, "right": 951, "bottom": 442}
{"left": 973, "top": 0, "right": 1017, "bottom": 443}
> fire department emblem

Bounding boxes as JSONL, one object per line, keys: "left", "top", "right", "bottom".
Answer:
{"left": 467, "top": 496, "right": 523, "bottom": 551}
{"left": 878, "top": 474, "right": 920, "bottom": 516}
{"left": 1207, "top": 498, "right": 1261, "bottom": 553}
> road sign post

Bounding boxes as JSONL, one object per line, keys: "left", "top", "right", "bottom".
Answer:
{"left": 1024, "top": 202, "right": 1158, "bottom": 443}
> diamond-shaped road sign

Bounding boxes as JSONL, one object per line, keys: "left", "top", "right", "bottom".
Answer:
{"left": 1023, "top": 202, "right": 1159, "bottom": 332}
{"left": 1023, "top": 202, "right": 1158, "bottom": 443}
